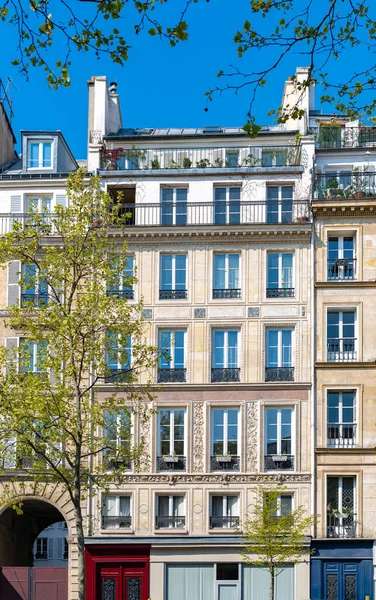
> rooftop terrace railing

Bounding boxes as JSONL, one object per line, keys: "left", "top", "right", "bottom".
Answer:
{"left": 311, "top": 126, "right": 376, "bottom": 150}
{"left": 314, "top": 171, "right": 376, "bottom": 200}
{"left": 99, "top": 145, "right": 302, "bottom": 171}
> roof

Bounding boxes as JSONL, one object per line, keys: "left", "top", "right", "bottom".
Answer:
{"left": 104, "top": 125, "right": 297, "bottom": 141}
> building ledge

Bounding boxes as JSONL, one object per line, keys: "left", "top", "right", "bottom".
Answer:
{"left": 316, "top": 447, "right": 376, "bottom": 455}
{"left": 315, "top": 361, "right": 376, "bottom": 369}
{"left": 315, "top": 281, "right": 376, "bottom": 288}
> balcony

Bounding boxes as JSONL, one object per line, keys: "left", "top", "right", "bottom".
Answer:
{"left": 21, "top": 293, "right": 48, "bottom": 307}
{"left": 158, "top": 368, "right": 186, "bottom": 383}
{"left": 327, "top": 512, "right": 357, "bottom": 538}
{"left": 265, "top": 367, "right": 294, "bottom": 382}
{"left": 99, "top": 145, "right": 302, "bottom": 171}
{"left": 327, "top": 339, "right": 357, "bottom": 362}
{"left": 312, "top": 126, "right": 376, "bottom": 150}
{"left": 210, "top": 455, "right": 240, "bottom": 471}
{"left": 211, "top": 368, "right": 240, "bottom": 383}
{"left": 327, "top": 423, "right": 357, "bottom": 447}
{"left": 155, "top": 515, "right": 185, "bottom": 529}
{"left": 104, "top": 368, "right": 132, "bottom": 383}
{"left": 102, "top": 515, "right": 132, "bottom": 529}
{"left": 209, "top": 516, "right": 240, "bottom": 529}
{"left": 106, "top": 288, "right": 134, "bottom": 300}
{"left": 104, "top": 455, "right": 131, "bottom": 471}
{"left": 327, "top": 259, "right": 356, "bottom": 281}
{"left": 266, "top": 287, "right": 294, "bottom": 298}
{"left": 314, "top": 171, "right": 376, "bottom": 200}
{"left": 213, "top": 289, "right": 241, "bottom": 299}
{"left": 157, "top": 456, "right": 186, "bottom": 471}
{"left": 159, "top": 289, "right": 187, "bottom": 300}
{"left": 264, "top": 454, "right": 294, "bottom": 471}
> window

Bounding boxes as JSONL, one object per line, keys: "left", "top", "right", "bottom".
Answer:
{"left": 158, "top": 330, "right": 186, "bottom": 382}
{"left": 103, "top": 410, "right": 131, "bottom": 470}
{"left": 25, "top": 195, "right": 52, "bottom": 216}
{"left": 327, "top": 476, "right": 357, "bottom": 538}
{"left": 265, "top": 329, "right": 293, "bottom": 381}
{"left": 264, "top": 407, "right": 294, "bottom": 471}
{"left": 27, "top": 141, "right": 52, "bottom": 169}
{"left": 267, "top": 253, "right": 294, "bottom": 298}
{"left": 225, "top": 150, "right": 239, "bottom": 168}
{"left": 327, "top": 236, "right": 356, "bottom": 280}
{"left": 266, "top": 186, "right": 293, "bottom": 223}
{"left": 21, "top": 264, "right": 48, "bottom": 307}
{"left": 211, "top": 408, "right": 240, "bottom": 471}
{"left": 213, "top": 253, "right": 240, "bottom": 299}
{"left": 327, "top": 391, "right": 356, "bottom": 447}
{"left": 161, "top": 188, "right": 187, "bottom": 225}
{"left": 327, "top": 310, "right": 357, "bottom": 362}
{"left": 20, "top": 338, "right": 47, "bottom": 375}
{"left": 262, "top": 148, "right": 290, "bottom": 167}
{"left": 214, "top": 187, "right": 241, "bottom": 225}
{"left": 106, "top": 256, "right": 135, "bottom": 299}
{"left": 63, "top": 538, "right": 68, "bottom": 560}
{"left": 157, "top": 409, "right": 186, "bottom": 471}
{"left": 212, "top": 330, "right": 240, "bottom": 382}
{"left": 35, "top": 538, "right": 49, "bottom": 560}
{"left": 160, "top": 254, "right": 187, "bottom": 299}
{"left": 210, "top": 495, "right": 239, "bottom": 528}
{"left": 102, "top": 495, "right": 131, "bottom": 529}
{"left": 105, "top": 332, "right": 132, "bottom": 382}
{"left": 156, "top": 495, "right": 185, "bottom": 529}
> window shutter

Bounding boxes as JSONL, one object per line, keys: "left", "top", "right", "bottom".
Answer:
{"left": 10, "top": 195, "right": 22, "bottom": 213}
{"left": 5, "top": 337, "right": 19, "bottom": 374}
{"left": 7, "top": 261, "right": 20, "bottom": 306}
{"left": 47, "top": 538, "right": 54, "bottom": 559}
{"left": 55, "top": 195, "right": 67, "bottom": 208}
{"left": 56, "top": 537, "right": 63, "bottom": 560}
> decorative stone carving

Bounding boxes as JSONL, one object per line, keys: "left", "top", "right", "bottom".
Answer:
{"left": 141, "top": 308, "right": 152, "bottom": 320}
{"left": 194, "top": 308, "right": 206, "bottom": 319}
{"left": 140, "top": 412, "right": 151, "bottom": 472}
{"left": 193, "top": 402, "right": 205, "bottom": 472}
{"left": 247, "top": 402, "right": 258, "bottom": 472}
{"left": 119, "top": 473, "right": 311, "bottom": 484}
{"left": 248, "top": 306, "right": 260, "bottom": 318}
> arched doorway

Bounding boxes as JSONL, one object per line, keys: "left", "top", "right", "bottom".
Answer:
{"left": 0, "top": 497, "right": 70, "bottom": 600}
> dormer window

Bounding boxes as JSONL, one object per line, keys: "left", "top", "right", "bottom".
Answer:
{"left": 27, "top": 141, "right": 52, "bottom": 169}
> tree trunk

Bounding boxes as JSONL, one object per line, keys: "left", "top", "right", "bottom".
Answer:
{"left": 74, "top": 500, "right": 86, "bottom": 600}
{"left": 270, "top": 566, "right": 275, "bottom": 600}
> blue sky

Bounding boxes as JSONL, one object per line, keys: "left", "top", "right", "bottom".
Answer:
{"left": 0, "top": 0, "right": 369, "bottom": 158}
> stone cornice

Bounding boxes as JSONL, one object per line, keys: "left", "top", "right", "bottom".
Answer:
{"left": 312, "top": 198, "right": 376, "bottom": 218}
{"left": 316, "top": 447, "right": 376, "bottom": 455}
{"left": 95, "top": 382, "right": 312, "bottom": 393}
{"left": 106, "top": 473, "right": 312, "bottom": 484}
{"left": 315, "top": 281, "right": 376, "bottom": 288}
{"left": 315, "top": 361, "right": 376, "bottom": 369}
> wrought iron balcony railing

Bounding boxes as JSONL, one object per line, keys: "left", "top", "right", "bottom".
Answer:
{"left": 312, "top": 126, "right": 376, "bottom": 150}
{"left": 209, "top": 516, "right": 240, "bottom": 529}
{"left": 210, "top": 455, "right": 240, "bottom": 471}
{"left": 104, "top": 368, "right": 132, "bottom": 383}
{"left": 155, "top": 515, "right": 186, "bottom": 529}
{"left": 99, "top": 145, "right": 302, "bottom": 171}
{"left": 212, "top": 289, "right": 241, "bottom": 299}
{"left": 327, "top": 339, "right": 357, "bottom": 362}
{"left": 21, "top": 293, "right": 49, "bottom": 307}
{"left": 157, "top": 456, "right": 186, "bottom": 471}
{"left": 102, "top": 515, "right": 132, "bottom": 529}
{"left": 264, "top": 454, "right": 294, "bottom": 471}
{"left": 327, "top": 512, "right": 357, "bottom": 538}
{"left": 265, "top": 367, "right": 294, "bottom": 382}
{"left": 211, "top": 368, "right": 240, "bottom": 383}
{"left": 266, "top": 287, "right": 294, "bottom": 298}
{"left": 159, "top": 289, "right": 188, "bottom": 300}
{"left": 327, "top": 259, "right": 356, "bottom": 281}
{"left": 103, "top": 455, "right": 131, "bottom": 471}
{"left": 158, "top": 368, "right": 186, "bottom": 383}
{"left": 327, "top": 423, "right": 357, "bottom": 447}
{"left": 106, "top": 288, "right": 134, "bottom": 300}
{"left": 314, "top": 171, "right": 376, "bottom": 200}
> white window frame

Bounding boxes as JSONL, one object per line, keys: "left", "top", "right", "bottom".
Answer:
{"left": 327, "top": 234, "right": 357, "bottom": 280}
{"left": 27, "top": 140, "right": 53, "bottom": 170}
{"left": 264, "top": 406, "right": 295, "bottom": 457}
{"left": 326, "top": 308, "right": 357, "bottom": 361}
{"left": 211, "top": 408, "right": 240, "bottom": 456}
{"left": 25, "top": 195, "right": 52, "bottom": 212}
{"left": 102, "top": 494, "right": 132, "bottom": 529}
{"left": 276, "top": 494, "right": 293, "bottom": 516}
{"left": 157, "top": 494, "right": 186, "bottom": 517}
{"left": 157, "top": 408, "right": 186, "bottom": 457}
{"left": 214, "top": 186, "right": 241, "bottom": 224}
{"left": 212, "top": 329, "right": 240, "bottom": 369}
{"left": 210, "top": 494, "right": 240, "bottom": 528}
{"left": 213, "top": 253, "right": 240, "bottom": 291}
{"left": 160, "top": 187, "right": 188, "bottom": 225}
{"left": 160, "top": 254, "right": 187, "bottom": 291}
{"left": 158, "top": 330, "right": 186, "bottom": 369}
{"left": 267, "top": 252, "right": 294, "bottom": 290}
{"left": 266, "top": 328, "right": 294, "bottom": 368}
{"left": 327, "top": 390, "right": 357, "bottom": 447}
{"left": 19, "top": 338, "right": 46, "bottom": 373}
{"left": 35, "top": 537, "right": 49, "bottom": 559}
{"left": 326, "top": 475, "right": 357, "bottom": 535}
{"left": 106, "top": 332, "right": 132, "bottom": 371}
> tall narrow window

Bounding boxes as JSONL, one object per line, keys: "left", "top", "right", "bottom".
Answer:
{"left": 27, "top": 141, "right": 52, "bottom": 169}
{"left": 264, "top": 407, "right": 294, "bottom": 471}
{"left": 34, "top": 538, "right": 49, "bottom": 559}
{"left": 157, "top": 409, "right": 186, "bottom": 471}
{"left": 327, "top": 391, "right": 356, "bottom": 447}
{"left": 327, "top": 236, "right": 356, "bottom": 280}
{"left": 103, "top": 410, "right": 131, "bottom": 471}
{"left": 327, "top": 310, "right": 356, "bottom": 362}
{"left": 105, "top": 332, "right": 132, "bottom": 382}
{"left": 20, "top": 339, "right": 47, "bottom": 375}
{"left": 106, "top": 256, "right": 135, "bottom": 299}
{"left": 266, "top": 186, "right": 293, "bottom": 223}
{"left": 327, "top": 476, "right": 356, "bottom": 538}
{"left": 158, "top": 330, "right": 186, "bottom": 382}
{"left": 21, "top": 264, "right": 48, "bottom": 307}
{"left": 213, "top": 253, "right": 240, "bottom": 299}
{"left": 161, "top": 188, "right": 187, "bottom": 225}
{"left": 267, "top": 253, "right": 294, "bottom": 298}
{"left": 160, "top": 254, "right": 187, "bottom": 299}
{"left": 214, "top": 187, "right": 241, "bottom": 225}
{"left": 156, "top": 495, "right": 185, "bottom": 529}
{"left": 265, "top": 329, "right": 293, "bottom": 381}
{"left": 212, "top": 330, "right": 240, "bottom": 382}
{"left": 102, "top": 495, "right": 131, "bottom": 529}
{"left": 210, "top": 495, "right": 239, "bottom": 528}
{"left": 211, "top": 408, "right": 240, "bottom": 471}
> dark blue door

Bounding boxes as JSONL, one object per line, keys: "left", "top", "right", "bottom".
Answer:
{"left": 324, "top": 562, "right": 357, "bottom": 600}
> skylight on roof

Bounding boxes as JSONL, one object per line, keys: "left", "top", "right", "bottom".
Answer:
{"left": 203, "top": 126, "right": 223, "bottom": 133}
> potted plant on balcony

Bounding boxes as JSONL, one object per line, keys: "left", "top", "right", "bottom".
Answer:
{"left": 216, "top": 452, "right": 232, "bottom": 463}
{"left": 350, "top": 165, "right": 367, "bottom": 198}
{"left": 163, "top": 452, "right": 179, "bottom": 463}
{"left": 196, "top": 158, "right": 211, "bottom": 168}
{"left": 272, "top": 451, "right": 288, "bottom": 462}
{"left": 324, "top": 177, "right": 340, "bottom": 198}
{"left": 183, "top": 157, "right": 192, "bottom": 168}
{"left": 151, "top": 157, "right": 160, "bottom": 169}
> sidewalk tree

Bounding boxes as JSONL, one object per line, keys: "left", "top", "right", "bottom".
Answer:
{"left": 242, "top": 485, "right": 315, "bottom": 600}
{"left": 0, "top": 168, "right": 157, "bottom": 600}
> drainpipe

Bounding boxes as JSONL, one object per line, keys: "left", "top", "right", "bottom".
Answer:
{"left": 311, "top": 167, "right": 317, "bottom": 540}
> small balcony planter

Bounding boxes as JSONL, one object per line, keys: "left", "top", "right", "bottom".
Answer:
{"left": 163, "top": 455, "right": 179, "bottom": 463}
{"left": 272, "top": 454, "right": 288, "bottom": 462}
{"left": 216, "top": 455, "right": 232, "bottom": 463}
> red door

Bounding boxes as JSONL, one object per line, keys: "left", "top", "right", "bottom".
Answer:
{"left": 99, "top": 564, "right": 148, "bottom": 600}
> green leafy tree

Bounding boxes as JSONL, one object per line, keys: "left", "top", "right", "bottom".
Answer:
{"left": 242, "top": 485, "right": 315, "bottom": 600}
{"left": 0, "top": 168, "right": 157, "bottom": 600}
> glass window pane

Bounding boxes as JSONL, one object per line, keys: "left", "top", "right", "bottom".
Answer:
{"left": 42, "top": 143, "right": 52, "bottom": 167}
{"left": 29, "top": 143, "right": 39, "bottom": 167}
